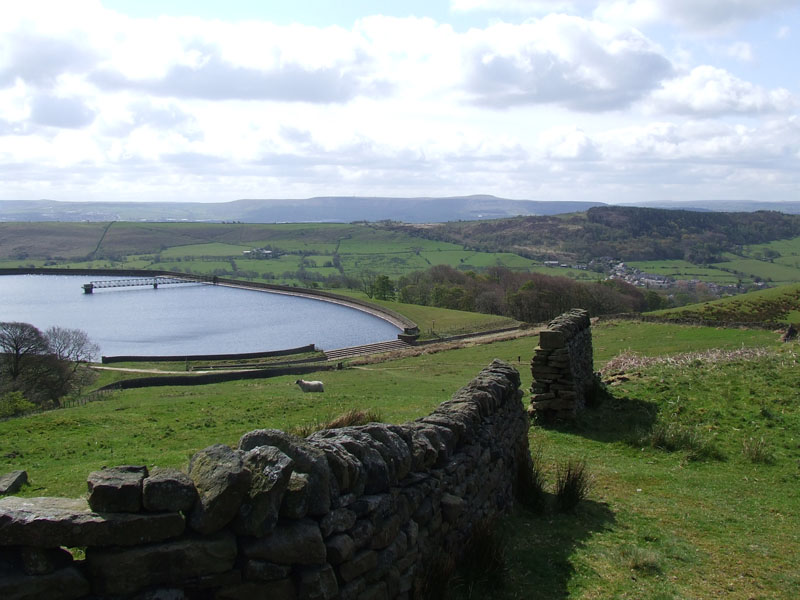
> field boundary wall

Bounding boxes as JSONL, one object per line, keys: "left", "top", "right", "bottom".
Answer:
{"left": 0, "top": 359, "right": 530, "bottom": 600}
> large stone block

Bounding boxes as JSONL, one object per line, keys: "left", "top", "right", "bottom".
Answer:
{"left": 143, "top": 468, "right": 197, "bottom": 513}
{"left": 239, "top": 429, "right": 331, "bottom": 516}
{"left": 297, "top": 564, "right": 338, "bottom": 600}
{"left": 0, "top": 496, "right": 184, "bottom": 548}
{"left": 87, "top": 465, "right": 147, "bottom": 513}
{"left": 233, "top": 445, "right": 294, "bottom": 537}
{"left": 86, "top": 530, "right": 236, "bottom": 596}
{"left": 0, "top": 566, "right": 89, "bottom": 600}
{"left": 280, "top": 472, "right": 310, "bottom": 519}
{"left": 187, "top": 444, "right": 251, "bottom": 534}
{"left": 338, "top": 549, "right": 378, "bottom": 583}
{"left": 538, "top": 329, "right": 566, "bottom": 349}
{"left": 241, "top": 518, "right": 326, "bottom": 565}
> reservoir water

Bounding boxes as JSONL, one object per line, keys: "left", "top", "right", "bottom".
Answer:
{"left": 0, "top": 275, "right": 401, "bottom": 357}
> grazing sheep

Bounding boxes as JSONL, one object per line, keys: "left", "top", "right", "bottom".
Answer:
{"left": 295, "top": 379, "right": 324, "bottom": 393}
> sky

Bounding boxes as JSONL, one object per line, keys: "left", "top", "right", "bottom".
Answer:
{"left": 1, "top": 0, "right": 799, "bottom": 204}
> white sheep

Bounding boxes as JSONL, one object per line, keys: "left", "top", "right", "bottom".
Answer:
{"left": 295, "top": 379, "right": 324, "bottom": 393}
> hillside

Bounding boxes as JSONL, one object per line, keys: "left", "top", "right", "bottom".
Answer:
{"left": 398, "top": 206, "right": 800, "bottom": 264}
{"left": 650, "top": 282, "right": 800, "bottom": 324}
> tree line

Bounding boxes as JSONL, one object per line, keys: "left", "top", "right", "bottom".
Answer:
{"left": 0, "top": 322, "right": 98, "bottom": 417}
{"left": 381, "top": 265, "right": 652, "bottom": 322}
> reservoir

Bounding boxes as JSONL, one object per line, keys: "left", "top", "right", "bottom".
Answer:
{"left": 0, "top": 275, "right": 401, "bottom": 356}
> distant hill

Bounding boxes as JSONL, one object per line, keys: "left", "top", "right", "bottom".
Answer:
{"left": 620, "top": 200, "right": 800, "bottom": 214}
{"left": 0, "top": 196, "right": 604, "bottom": 224}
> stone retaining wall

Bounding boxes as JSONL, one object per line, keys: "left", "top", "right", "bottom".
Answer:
{"left": 529, "top": 309, "right": 596, "bottom": 420}
{"left": 0, "top": 360, "right": 530, "bottom": 600}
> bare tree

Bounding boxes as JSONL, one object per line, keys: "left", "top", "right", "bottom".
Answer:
{"left": 1, "top": 322, "right": 99, "bottom": 407}
{"left": 46, "top": 326, "right": 100, "bottom": 367}
{"left": 0, "top": 321, "right": 49, "bottom": 380}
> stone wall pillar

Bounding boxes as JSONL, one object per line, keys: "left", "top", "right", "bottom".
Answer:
{"left": 529, "top": 309, "right": 596, "bottom": 420}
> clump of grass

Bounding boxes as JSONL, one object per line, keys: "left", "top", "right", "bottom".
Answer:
{"left": 555, "top": 459, "right": 591, "bottom": 512}
{"left": 458, "top": 519, "right": 507, "bottom": 584}
{"left": 419, "top": 519, "right": 507, "bottom": 599}
{"left": 416, "top": 551, "right": 458, "bottom": 600}
{"left": 639, "top": 421, "right": 725, "bottom": 462}
{"left": 742, "top": 436, "right": 776, "bottom": 464}
{"left": 620, "top": 545, "right": 663, "bottom": 575}
{"left": 289, "top": 408, "right": 383, "bottom": 437}
{"left": 516, "top": 443, "right": 547, "bottom": 513}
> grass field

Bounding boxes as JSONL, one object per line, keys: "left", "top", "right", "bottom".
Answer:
{"left": 2, "top": 321, "right": 797, "bottom": 598}
{"left": 652, "top": 282, "right": 800, "bottom": 324}
{"left": 627, "top": 260, "right": 746, "bottom": 284}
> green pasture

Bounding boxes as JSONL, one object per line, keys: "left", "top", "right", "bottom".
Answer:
{"left": 740, "top": 235, "right": 800, "bottom": 263}
{"left": 1, "top": 321, "right": 798, "bottom": 598}
{"left": 712, "top": 257, "right": 800, "bottom": 284}
{"left": 652, "top": 282, "right": 800, "bottom": 324}
{"left": 625, "top": 260, "right": 750, "bottom": 285}
{"left": 628, "top": 260, "right": 746, "bottom": 284}
{"left": 159, "top": 243, "right": 252, "bottom": 258}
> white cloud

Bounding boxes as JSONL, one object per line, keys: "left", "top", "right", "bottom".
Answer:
{"left": 651, "top": 66, "right": 796, "bottom": 115}
{"left": 594, "top": 0, "right": 800, "bottom": 32}
{"left": 726, "top": 41, "right": 754, "bottom": 62}
{"left": 29, "top": 95, "right": 96, "bottom": 128}
{"left": 777, "top": 25, "right": 791, "bottom": 38}
{"left": 451, "top": 0, "right": 591, "bottom": 13}
{"left": 462, "top": 15, "right": 673, "bottom": 111}
{"left": 538, "top": 126, "right": 601, "bottom": 160}
{"left": 0, "top": 3, "right": 798, "bottom": 204}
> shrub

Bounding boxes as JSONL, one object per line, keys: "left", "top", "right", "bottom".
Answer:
{"left": 0, "top": 391, "right": 35, "bottom": 418}
{"left": 555, "top": 459, "right": 591, "bottom": 512}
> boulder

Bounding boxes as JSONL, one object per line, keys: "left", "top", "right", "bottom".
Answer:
{"left": 187, "top": 444, "right": 251, "bottom": 534}
{"left": 0, "top": 471, "right": 27, "bottom": 496}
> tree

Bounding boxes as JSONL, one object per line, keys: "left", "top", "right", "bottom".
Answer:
{"left": 359, "top": 270, "right": 378, "bottom": 298}
{"left": 46, "top": 326, "right": 99, "bottom": 365}
{"left": 0, "top": 322, "right": 98, "bottom": 408}
{"left": 0, "top": 321, "right": 49, "bottom": 381}
{"left": 373, "top": 275, "right": 396, "bottom": 301}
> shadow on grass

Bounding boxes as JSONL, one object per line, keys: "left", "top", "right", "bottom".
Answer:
{"left": 452, "top": 497, "right": 616, "bottom": 600}
{"left": 537, "top": 389, "right": 659, "bottom": 445}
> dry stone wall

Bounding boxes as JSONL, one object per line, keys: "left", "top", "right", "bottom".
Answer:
{"left": 529, "top": 309, "right": 596, "bottom": 420}
{"left": 0, "top": 359, "right": 530, "bottom": 600}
